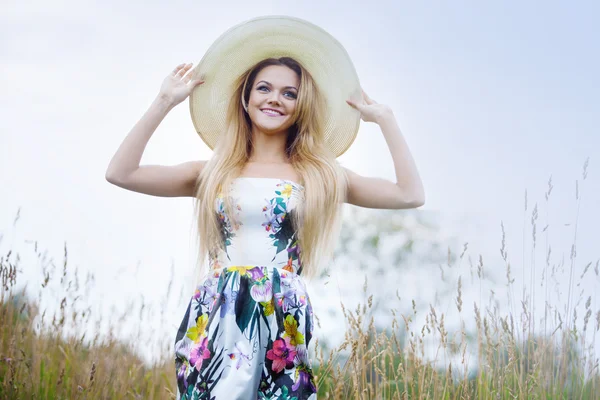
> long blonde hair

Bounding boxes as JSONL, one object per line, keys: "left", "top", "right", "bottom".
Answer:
{"left": 193, "top": 57, "right": 347, "bottom": 280}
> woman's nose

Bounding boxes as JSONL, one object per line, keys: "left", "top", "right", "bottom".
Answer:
{"left": 267, "top": 92, "right": 281, "bottom": 105}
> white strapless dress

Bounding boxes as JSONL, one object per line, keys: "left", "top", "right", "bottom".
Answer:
{"left": 174, "top": 177, "right": 317, "bottom": 400}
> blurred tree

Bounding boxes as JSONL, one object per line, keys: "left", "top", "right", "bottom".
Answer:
{"left": 312, "top": 206, "right": 460, "bottom": 349}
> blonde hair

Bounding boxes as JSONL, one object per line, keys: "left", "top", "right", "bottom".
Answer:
{"left": 193, "top": 57, "right": 347, "bottom": 281}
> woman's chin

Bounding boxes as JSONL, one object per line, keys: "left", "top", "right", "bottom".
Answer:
{"left": 253, "top": 122, "right": 292, "bottom": 136}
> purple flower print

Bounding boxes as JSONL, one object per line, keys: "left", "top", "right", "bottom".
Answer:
{"left": 266, "top": 337, "right": 297, "bottom": 373}
{"left": 294, "top": 344, "right": 309, "bottom": 365}
{"left": 177, "top": 362, "right": 188, "bottom": 388}
{"left": 251, "top": 280, "right": 273, "bottom": 302}
{"left": 262, "top": 213, "right": 281, "bottom": 232}
{"left": 262, "top": 200, "right": 277, "bottom": 215}
{"left": 220, "top": 288, "right": 237, "bottom": 318}
{"left": 248, "top": 267, "right": 265, "bottom": 281}
{"left": 292, "top": 365, "right": 316, "bottom": 392}
{"left": 288, "top": 275, "right": 307, "bottom": 295}
{"left": 298, "top": 295, "right": 307, "bottom": 307}
{"left": 196, "top": 280, "right": 219, "bottom": 310}
{"left": 262, "top": 198, "right": 287, "bottom": 233}
{"left": 275, "top": 287, "right": 296, "bottom": 313}
{"left": 227, "top": 342, "right": 252, "bottom": 370}
{"left": 286, "top": 240, "right": 299, "bottom": 256}
{"left": 189, "top": 337, "right": 211, "bottom": 369}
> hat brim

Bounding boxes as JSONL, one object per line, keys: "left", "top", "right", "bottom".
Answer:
{"left": 189, "top": 15, "right": 362, "bottom": 158}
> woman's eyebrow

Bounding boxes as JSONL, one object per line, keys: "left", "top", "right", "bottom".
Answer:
{"left": 256, "top": 80, "right": 298, "bottom": 90}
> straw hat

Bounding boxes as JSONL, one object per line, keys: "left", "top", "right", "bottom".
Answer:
{"left": 189, "top": 15, "right": 362, "bottom": 157}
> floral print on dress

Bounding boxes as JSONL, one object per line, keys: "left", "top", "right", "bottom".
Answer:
{"left": 262, "top": 182, "right": 303, "bottom": 274}
{"left": 175, "top": 178, "right": 315, "bottom": 400}
{"left": 215, "top": 188, "right": 243, "bottom": 260}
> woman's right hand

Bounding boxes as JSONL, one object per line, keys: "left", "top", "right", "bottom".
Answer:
{"left": 158, "top": 63, "right": 205, "bottom": 107}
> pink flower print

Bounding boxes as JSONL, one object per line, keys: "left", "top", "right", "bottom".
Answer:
{"left": 298, "top": 295, "right": 307, "bottom": 306}
{"left": 266, "top": 337, "right": 297, "bottom": 373}
{"left": 189, "top": 337, "right": 211, "bottom": 369}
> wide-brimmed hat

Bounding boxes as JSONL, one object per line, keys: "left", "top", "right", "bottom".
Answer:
{"left": 189, "top": 15, "right": 361, "bottom": 157}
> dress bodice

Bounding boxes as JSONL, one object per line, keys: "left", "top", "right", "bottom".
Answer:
{"left": 209, "top": 177, "right": 305, "bottom": 275}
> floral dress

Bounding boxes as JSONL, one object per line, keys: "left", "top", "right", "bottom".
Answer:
{"left": 174, "top": 177, "right": 317, "bottom": 400}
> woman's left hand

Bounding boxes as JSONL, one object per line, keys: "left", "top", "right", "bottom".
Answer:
{"left": 346, "top": 89, "right": 393, "bottom": 124}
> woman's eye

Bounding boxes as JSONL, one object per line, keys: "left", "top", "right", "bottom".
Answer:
{"left": 256, "top": 86, "right": 296, "bottom": 99}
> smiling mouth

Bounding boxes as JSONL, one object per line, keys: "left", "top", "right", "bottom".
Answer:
{"left": 261, "top": 109, "right": 284, "bottom": 116}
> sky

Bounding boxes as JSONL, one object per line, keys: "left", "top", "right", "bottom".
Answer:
{"left": 1, "top": 0, "right": 599, "bottom": 365}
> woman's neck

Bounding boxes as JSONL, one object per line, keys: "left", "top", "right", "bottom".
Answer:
{"left": 249, "top": 129, "right": 289, "bottom": 164}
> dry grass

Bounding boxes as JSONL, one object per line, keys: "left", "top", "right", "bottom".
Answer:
{"left": 0, "top": 245, "right": 175, "bottom": 399}
{"left": 1, "top": 158, "right": 598, "bottom": 399}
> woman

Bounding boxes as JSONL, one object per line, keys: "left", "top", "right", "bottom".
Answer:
{"left": 106, "top": 16, "right": 424, "bottom": 400}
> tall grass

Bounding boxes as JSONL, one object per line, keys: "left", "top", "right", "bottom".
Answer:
{"left": 0, "top": 243, "right": 175, "bottom": 399}
{"left": 1, "top": 158, "right": 598, "bottom": 399}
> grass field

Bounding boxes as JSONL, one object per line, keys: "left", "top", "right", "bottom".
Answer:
{"left": 1, "top": 160, "right": 598, "bottom": 399}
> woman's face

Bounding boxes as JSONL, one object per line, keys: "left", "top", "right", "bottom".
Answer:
{"left": 246, "top": 65, "right": 300, "bottom": 136}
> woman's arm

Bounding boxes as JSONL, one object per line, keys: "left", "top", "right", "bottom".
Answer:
{"left": 345, "top": 90, "right": 425, "bottom": 209}
{"left": 105, "top": 63, "right": 205, "bottom": 197}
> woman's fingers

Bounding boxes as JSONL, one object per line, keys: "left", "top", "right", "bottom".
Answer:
{"left": 184, "top": 67, "right": 204, "bottom": 86}
{"left": 346, "top": 98, "right": 363, "bottom": 111}
{"left": 191, "top": 71, "right": 206, "bottom": 87}
{"left": 362, "top": 89, "right": 377, "bottom": 105}
{"left": 175, "top": 63, "right": 193, "bottom": 77}
{"left": 171, "top": 63, "right": 186, "bottom": 75}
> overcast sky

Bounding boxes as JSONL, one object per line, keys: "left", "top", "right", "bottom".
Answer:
{"left": 2, "top": 0, "right": 599, "bottom": 362}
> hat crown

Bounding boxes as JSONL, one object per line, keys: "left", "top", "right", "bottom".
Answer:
{"left": 190, "top": 15, "right": 361, "bottom": 157}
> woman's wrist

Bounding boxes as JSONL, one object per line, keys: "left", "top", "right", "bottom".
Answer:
{"left": 153, "top": 92, "right": 177, "bottom": 113}
{"left": 374, "top": 106, "right": 395, "bottom": 126}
